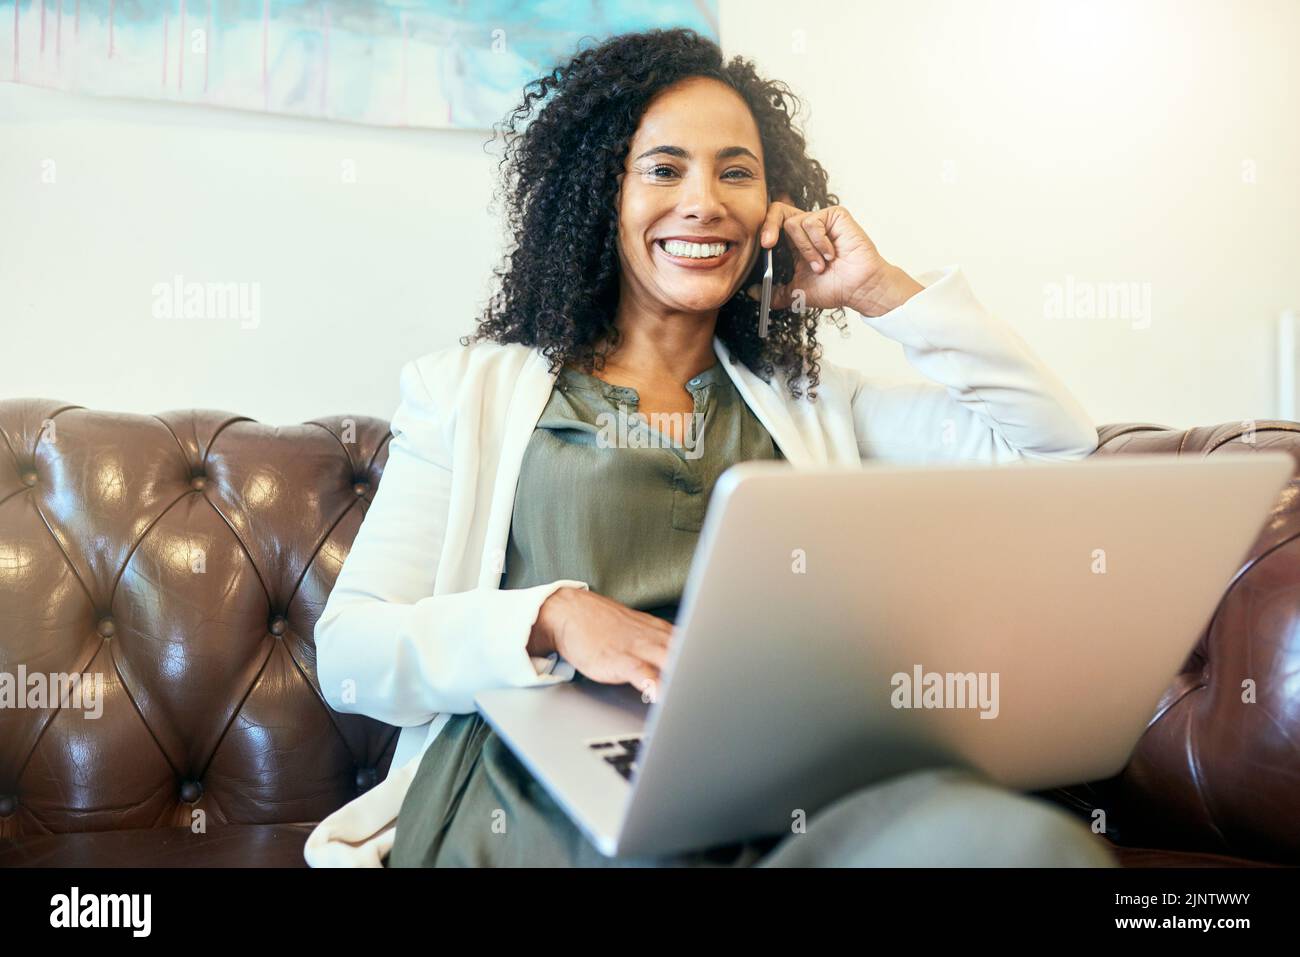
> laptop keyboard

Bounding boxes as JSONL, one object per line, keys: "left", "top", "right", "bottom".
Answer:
{"left": 586, "top": 733, "right": 644, "bottom": 781}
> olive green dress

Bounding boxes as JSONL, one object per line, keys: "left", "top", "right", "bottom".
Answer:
{"left": 388, "top": 354, "right": 789, "bottom": 867}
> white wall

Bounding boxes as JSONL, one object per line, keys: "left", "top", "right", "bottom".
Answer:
{"left": 1, "top": 80, "right": 503, "bottom": 426}
{"left": 2, "top": 0, "right": 1297, "bottom": 429}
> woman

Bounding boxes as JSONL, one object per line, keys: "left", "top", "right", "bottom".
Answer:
{"left": 304, "top": 28, "right": 1112, "bottom": 868}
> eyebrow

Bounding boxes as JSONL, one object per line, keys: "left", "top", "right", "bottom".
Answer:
{"left": 633, "top": 145, "right": 761, "bottom": 164}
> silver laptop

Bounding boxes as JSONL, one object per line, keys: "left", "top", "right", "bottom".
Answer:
{"left": 475, "top": 452, "right": 1293, "bottom": 858}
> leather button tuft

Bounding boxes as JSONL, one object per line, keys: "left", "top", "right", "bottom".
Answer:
{"left": 190, "top": 475, "right": 207, "bottom": 491}
{"left": 0, "top": 795, "right": 16, "bottom": 817}
{"left": 21, "top": 471, "right": 37, "bottom": 486}
{"left": 179, "top": 781, "right": 203, "bottom": 803}
{"left": 355, "top": 768, "right": 378, "bottom": 793}
{"left": 352, "top": 481, "right": 369, "bottom": 496}
{"left": 269, "top": 615, "right": 287, "bottom": 636}
{"left": 97, "top": 617, "right": 115, "bottom": 638}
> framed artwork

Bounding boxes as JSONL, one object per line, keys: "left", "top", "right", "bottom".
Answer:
{"left": 2, "top": 0, "right": 720, "bottom": 129}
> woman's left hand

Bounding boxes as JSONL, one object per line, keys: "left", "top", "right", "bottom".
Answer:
{"left": 748, "top": 194, "right": 923, "bottom": 318}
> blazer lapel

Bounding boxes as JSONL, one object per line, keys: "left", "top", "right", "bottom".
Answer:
{"left": 713, "top": 335, "right": 816, "bottom": 467}
{"left": 477, "top": 348, "right": 560, "bottom": 588}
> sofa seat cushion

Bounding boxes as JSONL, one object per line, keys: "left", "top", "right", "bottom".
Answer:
{"left": 0, "top": 824, "right": 316, "bottom": 867}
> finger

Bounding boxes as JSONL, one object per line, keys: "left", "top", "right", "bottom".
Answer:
{"left": 635, "top": 619, "right": 673, "bottom": 644}
{"left": 622, "top": 659, "right": 662, "bottom": 703}
{"left": 630, "top": 636, "right": 670, "bottom": 671}
{"left": 783, "top": 213, "right": 825, "bottom": 273}
{"left": 801, "top": 213, "right": 836, "bottom": 262}
{"left": 759, "top": 202, "right": 789, "bottom": 248}
{"left": 629, "top": 608, "right": 674, "bottom": 634}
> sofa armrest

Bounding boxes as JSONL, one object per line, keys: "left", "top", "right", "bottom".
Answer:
{"left": 1057, "top": 420, "right": 1300, "bottom": 865}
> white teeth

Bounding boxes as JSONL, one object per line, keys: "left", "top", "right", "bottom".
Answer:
{"left": 661, "top": 240, "right": 728, "bottom": 258}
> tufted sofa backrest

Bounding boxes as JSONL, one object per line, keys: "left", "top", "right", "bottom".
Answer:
{"left": 0, "top": 400, "right": 398, "bottom": 837}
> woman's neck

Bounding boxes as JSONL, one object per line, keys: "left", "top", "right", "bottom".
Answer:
{"left": 591, "top": 311, "right": 719, "bottom": 386}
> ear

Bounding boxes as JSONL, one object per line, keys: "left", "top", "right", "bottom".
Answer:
{"left": 774, "top": 190, "right": 794, "bottom": 206}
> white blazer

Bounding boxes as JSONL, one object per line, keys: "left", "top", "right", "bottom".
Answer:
{"left": 302, "top": 265, "right": 1099, "bottom": 866}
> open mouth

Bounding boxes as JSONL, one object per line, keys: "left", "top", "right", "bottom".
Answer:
{"left": 655, "top": 239, "right": 736, "bottom": 268}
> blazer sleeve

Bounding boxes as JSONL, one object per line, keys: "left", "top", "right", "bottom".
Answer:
{"left": 314, "top": 355, "right": 588, "bottom": 727}
{"left": 846, "top": 265, "right": 1099, "bottom": 464}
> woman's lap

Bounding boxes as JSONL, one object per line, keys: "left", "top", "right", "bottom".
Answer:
{"left": 388, "top": 714, "right": 1115, "bottom": 868}
{"left": 389, "top": 713, "right": 770, "bottom": 867}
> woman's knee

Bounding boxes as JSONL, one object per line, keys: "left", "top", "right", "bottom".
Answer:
{"left": 761, "top": 765, "right": 1116, "bottom": 867}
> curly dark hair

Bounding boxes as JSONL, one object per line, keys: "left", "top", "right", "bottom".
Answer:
{"left": 460, "top": 27, "right": 843, "bottom": 401}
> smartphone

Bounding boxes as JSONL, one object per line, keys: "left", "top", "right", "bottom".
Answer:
{"left": 741, "top": 228, "right": 777, "bottom": 338}
{"left": 757, "top": 246, "right": 774, "bottom": 337}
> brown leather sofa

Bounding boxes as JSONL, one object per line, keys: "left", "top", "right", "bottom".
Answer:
{"left": 0, "top": 397, "right": 1296, "bottom": 867}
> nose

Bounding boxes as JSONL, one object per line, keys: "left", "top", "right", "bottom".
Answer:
{"left": 676, "top": 169, "right": 727, "bottom": 223}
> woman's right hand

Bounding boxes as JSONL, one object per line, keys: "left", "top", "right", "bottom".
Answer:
{"left": 528, "top": 586, "right": 673, "bottom": 701}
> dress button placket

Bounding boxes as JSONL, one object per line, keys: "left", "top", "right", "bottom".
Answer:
{"left": 671, "top": 382, "right": 710, "bottom": 531}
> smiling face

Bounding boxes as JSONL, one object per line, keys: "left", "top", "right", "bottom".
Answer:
{"left": 615, "top": 76, "right": 768, "bottom": 321}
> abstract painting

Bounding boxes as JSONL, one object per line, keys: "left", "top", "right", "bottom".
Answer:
{"left": 1, "top": 1, "right": 720, "bottom": 129}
